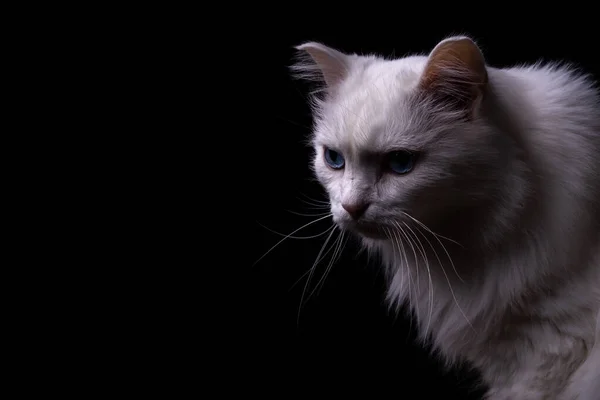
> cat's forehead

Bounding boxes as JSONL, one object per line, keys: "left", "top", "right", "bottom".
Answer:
{"left": 316, "top": 56, "right": 428, "bottom": 154}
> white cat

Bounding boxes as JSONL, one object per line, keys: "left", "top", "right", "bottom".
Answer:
{"left": 292, "top": 36, "right": 600, "bottom": 399}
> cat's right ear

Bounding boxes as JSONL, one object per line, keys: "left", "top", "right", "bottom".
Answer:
{"left": 419, "top": 36, "right": 488, "bottom": 118}
{"left": 291, "top": 42, "right": 350, "bottom": 90}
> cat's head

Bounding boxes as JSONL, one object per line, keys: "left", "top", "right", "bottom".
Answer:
{"left": 293, "top": 36, "right": 505, "bottom": 241}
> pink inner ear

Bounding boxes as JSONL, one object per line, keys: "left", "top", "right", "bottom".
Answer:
{"left": 296, "top": 42, "right": 349, "bottom": 88}
{"left": 419, "top": 38, "right": 488, "bottom": 115}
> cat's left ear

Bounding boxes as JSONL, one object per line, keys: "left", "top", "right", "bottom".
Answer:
{"left": 419, "top": 36, "right": 488, "bottom": 118}
{"left": 292, "top": 42, "right": 350, "bottom": 90}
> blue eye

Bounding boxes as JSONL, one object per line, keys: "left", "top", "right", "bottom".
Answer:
{"left": 387, "top": 150, "right": 416, "bottom": 174}
{"left": 324, "top": 148, "right": 345, "bottom": 169}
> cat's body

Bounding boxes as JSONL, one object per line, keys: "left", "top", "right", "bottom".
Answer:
{"left": 292, "top": 37, "right": 600, "bottom": 399}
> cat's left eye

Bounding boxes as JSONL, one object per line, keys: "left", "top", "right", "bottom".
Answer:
{"left": 324, "top": 147, "right": 345, "bottom": 170}
{"left": 386, "top": 150, "right": 417, "bottom": 174}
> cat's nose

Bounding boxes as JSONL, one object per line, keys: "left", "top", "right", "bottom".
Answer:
{"left": 342, "top": 202, "right": 370, "bottom": 220}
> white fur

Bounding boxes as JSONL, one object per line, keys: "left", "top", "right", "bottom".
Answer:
{"left": 293, "top": 37, "right": 600, "bottom": 399}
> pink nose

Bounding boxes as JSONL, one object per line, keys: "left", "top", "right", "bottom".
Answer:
{"left": 342, "top": 202, "right": 369, "bottom": 220}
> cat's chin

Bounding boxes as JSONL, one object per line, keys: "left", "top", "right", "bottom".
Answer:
{"left": 349, "top": 222, "right": 389, "bottom": 240}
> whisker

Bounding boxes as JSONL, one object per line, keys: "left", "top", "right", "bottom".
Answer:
{"left": 253, "top": 214, "right": 333, "bottom": 266}
{"left": 310, "top": 230, "right": 347, "bottom": 298}
{"left": 286, "top": 209, "right": 332, "bottom": 217}
{"left": 390, "top": 225, "right": 409, "bottom": 298}
{"left": 383, "top": 227, "right": 401, "bottom": 299}
{"left": 288, "top": 226, "right": 337, "bottom": 291}
{"left": 297, "top": 228, "right": 339, "bottom": 325}
{"left": 401, "top": 211, "right": 463, "bottom": 247}
{"left": 437, "top": 258, "right": 475, "bottom": 333}
{"left": 257, "top": 221, "right": 334, "bottom": 239}
{"left": 403, "top": 221, "right": 435, "bottom": 337}
{"left": 275, "top": 115, "right": 312, "bottom": 130}
{"left": 402, "top": 211, "right": 465, "bottom": 284}
{"left": 401, "top": 218, "right": 474, "bottom": 332}
{"left": 383, "top": 227, "right": 409, "bottom": 332}
{"left": 297, "top": 193, "right": 330, "bottom": 206}
{"left": 406, "top": 221, "right": 475, "bottom": 333}
{"left": 391, "top": 224, "right": 415, "bottom": 335}
{"left": 395, "top": 221, "right": 420, "bottom": 295}
{"left": 295, "top": 199, "right": 330, "bottom": 210}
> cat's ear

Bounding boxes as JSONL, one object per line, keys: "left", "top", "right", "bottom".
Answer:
{"left": 292, "top": 42, "right": 350, "bottom": 90}
{"left": 419, "top": 36, "right": 488, "bottom": 117}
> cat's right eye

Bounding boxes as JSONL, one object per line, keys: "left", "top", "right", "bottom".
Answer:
{"left": 386, "top": 150, "right": 417, "bottom": 175}
{"left": 324, "top": 147, "right": 345, "bottom": 170}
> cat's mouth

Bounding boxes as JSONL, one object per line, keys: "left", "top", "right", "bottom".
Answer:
{"left": 352, "top": 222, "right": 388, "bottom": 239}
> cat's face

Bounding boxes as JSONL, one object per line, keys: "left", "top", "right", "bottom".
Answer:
{"left": 295, "top": 38, "right": 498, "bottom": 241}
{"left": 311, "top": 73, "right": 475, "bottom": 240}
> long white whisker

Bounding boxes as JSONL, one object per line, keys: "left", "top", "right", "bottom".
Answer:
{"left": 307, "top": 231, "right": 343, "bottom": 299}
{"left": 400, "top": 223, "right": 427, "bottom": 338}
{"left": 299, "top": 193, "right": 329, "bottom": 204}
{"left": 401, "top": 211, "right": 463, "bottom": 247}
{"left": 288, "top": 226, "right": 337, "bottom": 291}
{"left": 286, "top": 209, "right": 332, "bottom": 217}
{"left": 391, "top": 224, "right": 415, "bottom": 335}
{"left": 310, "top": 230, "right": 347, "bottom": 298}
{"left": 437, "top": 257, "right": 475, "bottom": 333}
{"left": 297, "top": 204, "right": 331, "bottom": 211}
{"left": 402, "top": 212, "right": 465, "bottom": 283}
{"left": 403, "top": 221, "right": 434, "bottom": 338}
{"left": 383, "top": 227, "right": 401, "bottom": 303}
{"left": 383, "top": 227, "right": 407, "bottom": 329}
{"left": 297, "top": 194, "right": 330, "bottom": 207}
{"left": 297, "top": 228, "right": 338, "bottom": 325}
{"left": 404, "top": 219, "right": 473, "bottom": 332}
{"left": 253, "top": 214, "right": 332, "bottom": 266}
{"left": 391, "top": 225, "right": 409, "bottom": 300}
{"left": 258, "top": 221, "right": 334, "bottom": 239}
{"left": 395, "top": 221, "right": 420, "bottom": 295}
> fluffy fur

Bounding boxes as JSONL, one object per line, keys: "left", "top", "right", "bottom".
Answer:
{"left": 292, "top": 36, "right": 600, "bottom": 399}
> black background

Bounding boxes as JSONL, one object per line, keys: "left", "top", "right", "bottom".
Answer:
{"left": 235, "top": 17, "right": 599, "bottom": 398}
